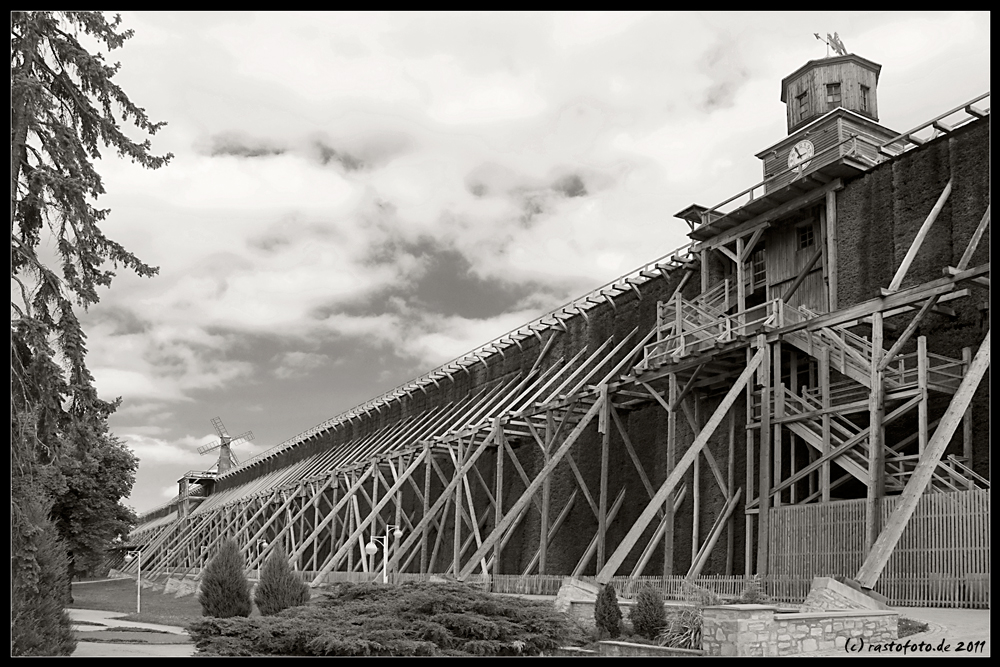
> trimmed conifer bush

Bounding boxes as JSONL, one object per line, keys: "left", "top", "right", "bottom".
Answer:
{"left": 255, "top": 546, "right": 310, "bottom": 616}
{"left": 11, "top": 493, "right": 77, "bottom": 656}
{"left": 199, "top": 538, "right": 252, "bottom": 618}
{"left": 629, "top": 585, "right": 666, "bottom": 639}
{"left": 594, "top": 583, "right": 622, "bottom": 639}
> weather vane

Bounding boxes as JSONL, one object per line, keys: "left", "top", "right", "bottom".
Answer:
{"left": 814, "top": 32, "right": 848, "bottom": 58}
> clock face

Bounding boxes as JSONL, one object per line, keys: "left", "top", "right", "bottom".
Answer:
{"left": 787, "top": 139, "right": 815, "bottom": 173}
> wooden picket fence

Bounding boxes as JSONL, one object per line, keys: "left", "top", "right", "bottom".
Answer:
{"left": 769, "top": 488, "right": 990, "bottom": 608}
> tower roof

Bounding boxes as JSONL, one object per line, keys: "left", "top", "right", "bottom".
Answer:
{"left": 780, "top": 53, "right": 882, "bottom": 103}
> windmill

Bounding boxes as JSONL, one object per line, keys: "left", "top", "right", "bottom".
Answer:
{"left": 198, "top": 417, "right": 254, "bottom": 474}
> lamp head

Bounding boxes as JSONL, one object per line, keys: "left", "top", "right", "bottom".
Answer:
{"left": 125, "top": 553, "right": 135, "bottom": 563}
{"left": 364, "top": 542, "right": 378, "bottom": 556}
{"left": 393, "top": 528, "right": 403, "bottom": 540}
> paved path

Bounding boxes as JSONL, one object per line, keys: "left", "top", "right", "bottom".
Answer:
{"left": 69, "top": 608, "right": 197, "bottom": 657}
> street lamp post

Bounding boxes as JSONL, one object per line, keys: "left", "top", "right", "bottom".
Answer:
{"left": 124, "top": 550, "right": 142, "bottom": 614}
{"left": 364, "top": 525, "right": 403, "bottom": 584}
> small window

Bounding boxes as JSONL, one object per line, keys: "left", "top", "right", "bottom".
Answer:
{"left": 751, "top": 248, "right": 766, "bottom": 286}
{"left": 826, "top": 83, "right": 842, "bottom": 110}
{"left": 797, "top": 91, "right": 809, "bottom": 120}
{"left": 860, "top": 85, "right": 870, "bottom": 112}
{"left": 798, "top": 225, "right": 815, "bottom": 250}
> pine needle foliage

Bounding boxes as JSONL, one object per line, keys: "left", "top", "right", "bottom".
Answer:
{"left": 254, "top": 546, "right": 311, "bottom": 616}
{"left": 594, "top": 583, "right": 623, "bottom": 639}
{"left": 630, "top": 585, "right": 666, "bottom": 640}
{"left": 199, "top": 539, "right": 253, "bottom": 618}
{"left": 188, "top": 581, "right": 585, "bottom": 656}
{"left": 11, "top": 10, "right": 170, "bottom": 653}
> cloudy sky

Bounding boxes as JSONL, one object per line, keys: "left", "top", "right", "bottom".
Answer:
{"left": 69, "top": 11, "right": 989, "bottom": 515}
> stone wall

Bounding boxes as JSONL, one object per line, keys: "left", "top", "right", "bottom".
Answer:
{"left": 702, "top": 604, "right": 898, "bottom": 656}
{"left": 800, "top": 576, "right": 890, "bottom": 612}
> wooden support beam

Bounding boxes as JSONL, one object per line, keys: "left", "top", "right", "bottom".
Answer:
{"left": 670, "top": 364, "right": 704, "bottom": 411}
{"left": 726, "top": 411, "right": 735, "bottom": 575}
{"left": 756, "top": 337, "right": 771, "bottom": 575}
{"left": 741, "top": 227, "right": 765, "bottom": 262}
{"left": 664, "top": 373, "right": 677, "bottom": 577}
{"left": 692, "top": 396, "right": 701, "bottom": 564}
{"left": 687, "top": 488, "right": 742, "bottom": 579}
{"left": 865, "top": 312, "right": 885, "bottom": 554}
{"left": 458, "top": 396, "right": 605, "bottom": 580}
{"left": 598, "top": 388, "right": 610, "bottom": 570}
{"left": 879, "top": 295, "right": 939, "bottom": 371}
{"left": 767, "top": 263, "right": 987, "bottom": 339}
{"left": 781, "top": 247, "right": 824, "bottom": 303}
{"left": 680, "top": 399, "right": 727, "bottom": 497}
{"left": 957, "top": 205, "right": 990, "bottom": 271}
{"left": 718, "top": 244, "right": 738, "bottom": 264}
{"left": 820, "top": 347, "right": 831, "bottom": 502}
{"left": 596, "top": 345, "right": 765, "bottom": 582}
{"left": 696, "top": 178, "right": 842, "bottom": 252}
{"left": 856, "top": 331, "right": 990, "bottom": 589}
{"left": 492, "top": 419, "right": 504, "bottom": 580}
{"left": 826, "top": 190, "right": 839, "bottom": 311}
{"left": 962, "top": 346, "right": 973, "bottom": 464}
{"left": 887, "top": 179, "right": 952, "bottom": 293}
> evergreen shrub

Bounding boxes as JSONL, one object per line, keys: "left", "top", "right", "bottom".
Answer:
{"left": 594, "top": 583, "right": 622, "bottom": 639}
{"left": 188, "top": 580, "right": 584, "bottom": 656}
{"left": 11, "top": 492, "right": 77, "bottom": 656}
{"left": 254, "top": 546, "right": 310, "bottom": 616}
{"left": 199, "top": 538, "right": 252, "bottom": 618}
{"left": 630, "top": 585, "right": 666, "bottom": 639}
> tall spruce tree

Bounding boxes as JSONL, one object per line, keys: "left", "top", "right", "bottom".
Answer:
{"left": 11, "top": 11, "right": 171, "bottom": 654}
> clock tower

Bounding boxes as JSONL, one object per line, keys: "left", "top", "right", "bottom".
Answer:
{"left": 755, "top": 52, "right": 904, "bottom": 194}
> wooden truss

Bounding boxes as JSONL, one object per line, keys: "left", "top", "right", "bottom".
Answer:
{"left": 126, "top": 201, "right": 989, "bottom": 593}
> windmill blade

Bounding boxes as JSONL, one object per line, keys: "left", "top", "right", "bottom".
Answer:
{"left": 198, "top": 440, "right": 221, "bottom": 455}
{"left": 211, "top": 416, "right": 229, "bottom": 438}
{"left": 230, "top": 449, "right": 240, "bottom": 466}
{"left": 229, "top": 430, "right": 255, "bottom": 446}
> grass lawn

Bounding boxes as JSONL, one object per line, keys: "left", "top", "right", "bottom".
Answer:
{"left": 70, "top": 578, "right": 261, "bottom": 627}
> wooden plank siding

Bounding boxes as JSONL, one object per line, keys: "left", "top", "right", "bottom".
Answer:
{"left": 763, "top": 212, "right": 827, "bottom": 313}
{"left": 785, "top": 60, "right": 879, "bottom": 133}
{"left": 768, "top": 489, "right": 990, "bottom": 608}
{"left": 761, "top": 119, "right": 844, "bottom": 192}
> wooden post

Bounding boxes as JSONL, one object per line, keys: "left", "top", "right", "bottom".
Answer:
{"left": 773, "top": 341, "right": 783, "bottom": 509}
{"left": 820, "top": 347, "right": 831, "bottom": 502}
{"left": 701, "top": 248, "right": 709, "bottom": 293}
{"left": 596, "top": 346, "right": 765, "bottom": 582}
{"left": 598, "top": 390, "right": 610, "bottom": 570}
{"left": 691, "top": 395, "right": 701, "bottom": 566}
{"left": 962, "top": 346, "right": 973, "bottom": 464}
{"left": 745, "top": 348, "right": 755, "bottom": 577}
{"left": 736, "top": 237, "right": 747, "bottom": 320}
{"left": 856, "top": 332, "right": 990, "bottom": 588}
{"left": 492, "top": 420, "right": 504, "bottom": 580}
{"left": 726, "top": 410, "right": 735, "bottom": 575}
{"left": 421, "top": 444, "right": 432, "bottom": 574}
{"left": 453, "top": 442, "right": 463, "bottom": 577}
{"left": 917, "top": 337, "right": 928, "bottom": 456}
{"left": 539, "top": 411, "right": 554, "bottom": 574}
{"left": 826, "top": 190, "right": 838, "bottom": 311}
{"left": 865, "top": 312, "right": 885, "bottom": 555}
{"left": 756, "top": 336, "right": 771, "bottom": 576}
{"left": 664, "top": 373, "right": 677, "bottom": 577}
